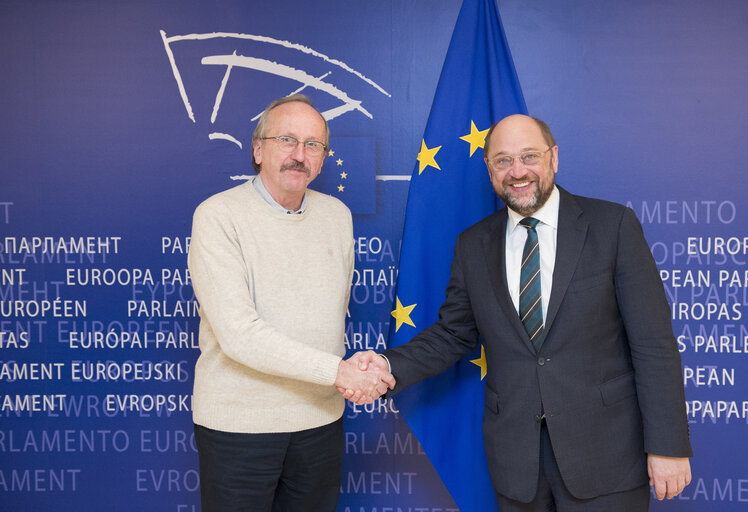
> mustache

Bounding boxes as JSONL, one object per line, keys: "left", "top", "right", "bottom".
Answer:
{"left": 280, "top": 161, "right": 311, "bottom": 177}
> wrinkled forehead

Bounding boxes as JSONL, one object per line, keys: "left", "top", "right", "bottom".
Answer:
{"left": 266, "top": 102, "right": 326, "bottom": 137}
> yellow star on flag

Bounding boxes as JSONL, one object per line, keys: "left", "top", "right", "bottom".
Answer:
{"left": 340, "top": 172, "right": 347, "bottom": 179}
{"left": 459, "top": 121, "right": 489, "bottom": 157}
{"left": 328, "top": 149, "right": 335, "bottom": 157}
{"left": 470, "top": 345, "right": 487, "bottom": 380}
{"left": 336, "top": 158, "right": 343, "bottom": 166}
{"left": 337, "top": 184, "right": 345, "bottom": 192}
{"left": 391, "top": 297, "right": 417, "bottom": 332}
{"left": 417, "top": 139, "right": 441, "bottom": 175}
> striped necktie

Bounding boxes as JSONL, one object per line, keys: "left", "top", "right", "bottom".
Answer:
{"left": 519, "top": 217, "right": 544, "bottom": 351}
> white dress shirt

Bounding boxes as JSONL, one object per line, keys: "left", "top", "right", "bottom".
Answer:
{"left": 505, "top": 186, "right": 560, "bottom": 322}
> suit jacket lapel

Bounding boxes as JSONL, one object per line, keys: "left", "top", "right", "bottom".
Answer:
{"left": 545, "top": 187, "right": 587, "bottom": 336}
{"left": 484, "top": 209, "right": 537, "bottom": 353}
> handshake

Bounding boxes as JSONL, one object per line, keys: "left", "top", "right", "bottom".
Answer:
{"left": 334, "top": 351, "right": 395, "bottom": 405}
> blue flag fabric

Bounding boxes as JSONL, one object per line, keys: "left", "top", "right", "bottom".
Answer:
{"left": 316, "top": 136, "right": 376, "bottom": 214}
{"left": 388, "top": 0, "right": 527, "bottom": 510}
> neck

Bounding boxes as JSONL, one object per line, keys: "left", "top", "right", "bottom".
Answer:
{"left": 276, "top": 194, "right": 303, "bottom": 211}
{"left": 259, "top": 174, "right": 304, "bottom": 211}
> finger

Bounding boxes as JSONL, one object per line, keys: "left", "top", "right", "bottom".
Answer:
{"left": 360, "top": 351, "right": 380, "bottom": 370}
{"left": 382, "top": 373, "right": 396, "bottom": 389}
{"left": 676, "top": 477, "right": 686, "bottom": 498}
{"left": 654, "top": 479, "right": 666, "bottom": 501}
{"left": 670, "top": 482, "right": 683, "bottom": 499}
{"left": 667, "top": 479, "right": 679, "bottom": 500}
{"left": 370, "top": 354, "right": 387, "bottom": 370}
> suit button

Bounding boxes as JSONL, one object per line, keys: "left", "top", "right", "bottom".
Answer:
{"left": 537, "top": 357, "right": 546, "bottom": 366}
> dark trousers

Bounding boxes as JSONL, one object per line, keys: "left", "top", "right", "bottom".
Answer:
{"left": 495, "top": 423, "right": 650, "bottom": 512}
{"left": 194, "top": 417, "right": 343, "bottom": 512}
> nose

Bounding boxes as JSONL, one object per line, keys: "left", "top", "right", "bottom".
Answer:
{"left": 507, "top": 157, "right": 526, "bottom": 177}
{"left": 290, "top": 141, "right": 307, "bottom": 160}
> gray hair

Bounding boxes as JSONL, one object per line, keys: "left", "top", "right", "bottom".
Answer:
{"left": 251, "top": 94, "right": 330, "bottom": 172}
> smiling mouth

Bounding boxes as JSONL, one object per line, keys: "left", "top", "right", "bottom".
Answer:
{"left": 510, "top": 181, "right": 533, "bottom": 189}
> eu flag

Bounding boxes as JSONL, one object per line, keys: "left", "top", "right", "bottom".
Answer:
{"left": 315, "top": 136, "right": 376, "bottom": 214}
{"left": 388, "top": 0, "right": 527, "bottom": 510}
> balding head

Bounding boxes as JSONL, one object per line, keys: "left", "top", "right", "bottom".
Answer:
{"left": 483, "top": 115, "right": 556, "bottom": 159}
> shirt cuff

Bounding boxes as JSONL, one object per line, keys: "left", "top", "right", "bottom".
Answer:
{"left": 379, "top": 354, "right": 392, "bottom": 373}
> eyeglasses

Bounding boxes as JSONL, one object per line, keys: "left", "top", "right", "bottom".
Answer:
{"left": 487, "top": 147, "right": 552, "bottom": 171}
{"left": 260, "top": 135, "right": 327, "bottom": 156}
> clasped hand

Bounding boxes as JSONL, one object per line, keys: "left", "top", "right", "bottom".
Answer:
{"left": 334, "top": 351, "right": 394, "bottom": 405}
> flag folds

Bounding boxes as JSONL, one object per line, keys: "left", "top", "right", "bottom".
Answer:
{"left": 388, "top": 0, "right": 527, "bottom": 509}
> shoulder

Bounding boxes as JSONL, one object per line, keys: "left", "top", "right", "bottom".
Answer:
{"left": 193, "top": 182, "right": 254, "bottom": 217}
{"left": 570, "top": 192, "right": 627, "bottom": 215}
{"left": 307, "top": 189, "right": 353, "bottom": 221}
{"left": 459, "top": 209, "right": 506, "bottom": 242}
{"left": 560, "top": 188, "right": 642, "bottom": 237}
{"left": 561, "top": 187, "right": 634, "bottom": 221}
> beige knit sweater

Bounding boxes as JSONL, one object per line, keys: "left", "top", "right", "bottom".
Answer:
{"left": 188, "top": 182, "right": 354, "bottom": 433}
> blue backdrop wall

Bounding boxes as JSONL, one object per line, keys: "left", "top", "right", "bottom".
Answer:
{"left": 1, "top": 0, "right": 747, "bottom": 510}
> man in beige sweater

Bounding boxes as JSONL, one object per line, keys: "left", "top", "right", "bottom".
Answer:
{"left": 188, "top": 95, "right": 394, "bottom": 512}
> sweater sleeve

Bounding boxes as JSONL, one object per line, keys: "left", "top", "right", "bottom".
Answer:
{"left": 188, "top": 200, "right": 342, "bottom": 386}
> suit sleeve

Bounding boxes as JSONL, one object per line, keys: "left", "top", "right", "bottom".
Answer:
{"left": 384, "top": 232, "right": 481, "bottom": 394}
{"left": 615, "top": 207, "right": 692, "bottom": 457}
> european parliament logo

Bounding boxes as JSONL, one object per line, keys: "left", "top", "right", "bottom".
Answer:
{"left": 160, "top": 30, "right": 385, "bottom": 213}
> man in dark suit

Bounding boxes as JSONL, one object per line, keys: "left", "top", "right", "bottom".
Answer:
{"left": 345, "top": 115, "right": 692, "bottom": 510}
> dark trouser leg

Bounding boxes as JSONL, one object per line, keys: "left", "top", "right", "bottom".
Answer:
{"left": 194, "top": 424, "right": 288, "bottom": 512}
{"left": 272, "top": 417, "right": 343, "bottom": 512}
{"left": 495, "top": 422, "right": 650, "bottom": 512}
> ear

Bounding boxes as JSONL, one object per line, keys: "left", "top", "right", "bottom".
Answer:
{"left": 550, "top": 146, "right": 559, "bottom": 174}
{"left": 253, "top": 139, "right": 263, "bottom": 167}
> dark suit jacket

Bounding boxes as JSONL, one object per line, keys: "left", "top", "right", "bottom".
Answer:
{"left": 383, "top": 187, "right": 692, "bottom": 502}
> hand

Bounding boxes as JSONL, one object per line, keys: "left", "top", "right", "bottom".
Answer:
{"left": 334, "top": 351, "right": 394, "bottom": 405}
{"left": 349, "top": 350, "right": 389, "bottom": 373}
{"left": 340, "top": 351, "right": 393, "bottom": 403}
{"left": 647, "top": 454, "right": 691, "bottom": 500}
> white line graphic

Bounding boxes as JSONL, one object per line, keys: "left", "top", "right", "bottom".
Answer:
{"left": 202, "top": 54, "right": 371, "bottom": 120}
{"left": 209, "top": 133, "right": 243, "bottom": 149}
{"left": 211, "top": 51, "right": 236, "bottom": 124}
{"left": 251, "top": 72, "right": 332, "bottom": 122}
{"left": 229, "top": 174, "right": 413, "bottom": 182}
{"left": 160, "top": 30, "right": 391, "bottom": 124}
{"left": 376, "top": 175, "right": 412, "bottom": 181}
